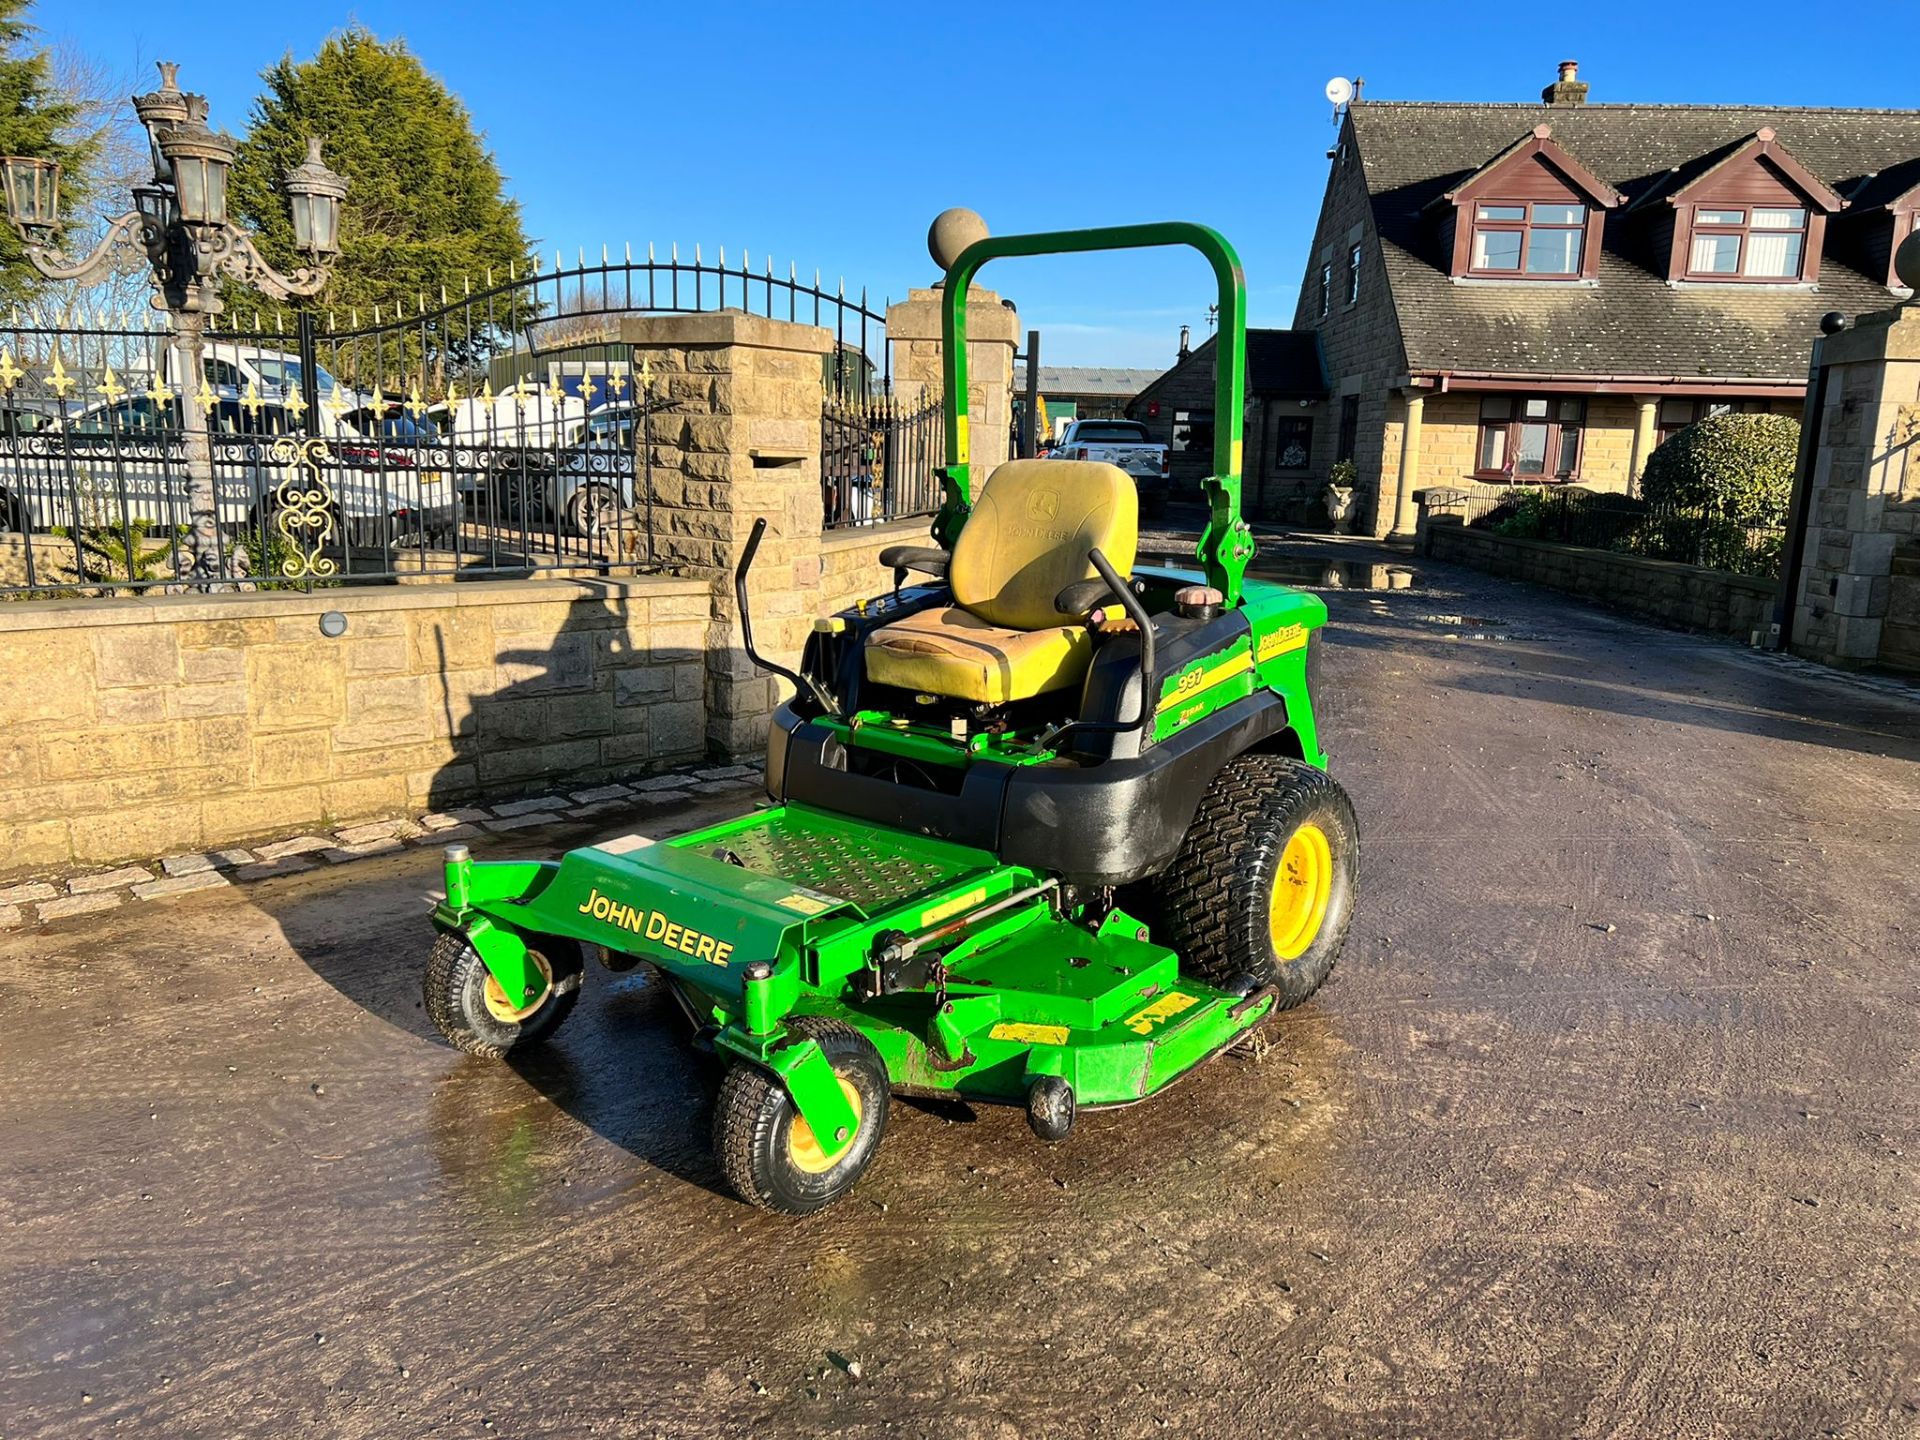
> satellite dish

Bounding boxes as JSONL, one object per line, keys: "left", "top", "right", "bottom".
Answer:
{"left": 1325, "top": 76, "right": 1354, "bottom": 107}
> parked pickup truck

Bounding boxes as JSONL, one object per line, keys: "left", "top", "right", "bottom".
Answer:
{"left": 1045, "top": 418, "right": 1170, "bottom": 510}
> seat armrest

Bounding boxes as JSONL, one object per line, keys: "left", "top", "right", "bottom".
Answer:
{"left": 878, "top": 545, "right": 948, "bottom": 578}
{"left": 1055, "top": 576, "right": 1118, "bottom": 615}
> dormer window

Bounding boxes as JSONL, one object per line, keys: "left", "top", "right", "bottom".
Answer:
{"left": 1685, "top": 205, "right": 1808, "bottom": 280}
{"left": 1470, "top": 202, "right": 1588, "bottom": 275}
{"left": 1661, "top": 128, "right": 1844, "bottom": 286}
{"left": 1437, "top": 125, "right": 1624, "bottom": 283}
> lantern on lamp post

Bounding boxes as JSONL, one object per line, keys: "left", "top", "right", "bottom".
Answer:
{"left": 283, "top": 137, "right": 347, "bottom": 258}
{"left": 0, "top": 61, "right": 345, "bottom": 587}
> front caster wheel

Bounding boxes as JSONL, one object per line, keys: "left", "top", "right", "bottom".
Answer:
{"left": 1026, "top": 1076, "right": 1076, "bottom": 1142}
{"left": 423, "top": 933, "right": 582, "bottom": 1059}
{"left": 713, "top": 1017, "right": 890, "bottom": 1215}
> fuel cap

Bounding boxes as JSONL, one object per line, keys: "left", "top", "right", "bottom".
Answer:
{"left": 1174, "top": 585, "right": 1224, "bottom": 619}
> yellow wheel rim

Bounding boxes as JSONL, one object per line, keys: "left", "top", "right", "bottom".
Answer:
{"left": 788, "top": 1077, "right": 863, "bottom": 1175}
{"left": 1269, "top": 822, "right": 1334, "bottom": 962}
{"left": 482, "top": 950, "right": 555, "bottom": 1024}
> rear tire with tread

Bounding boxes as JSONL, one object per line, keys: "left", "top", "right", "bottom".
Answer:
{"left": 1149, "top": 754, "right": 1358, "bottom": 1010}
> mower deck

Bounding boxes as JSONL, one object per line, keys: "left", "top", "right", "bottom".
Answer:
{"left": 436, "top": 803, "right": 1275, "bottom": 1122}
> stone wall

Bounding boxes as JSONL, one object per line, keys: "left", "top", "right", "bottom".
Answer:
{"left": 0, "top": 576, "right": 709, "bottom": 879}
{"left": 1425, "top": 518, "right": 1777, "bottom": 641}
{"left": 819, "top": 518, "right": 936, "bottom": 614}
{"left": 0, "top": 308, "right": 989, "bottom": 884}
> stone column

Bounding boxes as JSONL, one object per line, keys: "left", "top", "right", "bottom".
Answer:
{"left": 885, "top": 285, "right": 1019, "bottom": 477}
{"left": 1389, "top": 390, "right": 1426, "bottom": 539}
{"left": 1629, "top": 396, "right": 1658, "bottom": 495}
{"left": 618, "top": 311, "right": 834, "bottom": 754}
{"left": 1788, "top": 302, "right": 1920, "bottom": 667}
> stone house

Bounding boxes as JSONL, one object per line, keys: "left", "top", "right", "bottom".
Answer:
{"left": 1126, "top": 328, "right": 1327, "bottom": 515}
{"left": 1291, "top": 61, "right": 1920, "bottom": 537}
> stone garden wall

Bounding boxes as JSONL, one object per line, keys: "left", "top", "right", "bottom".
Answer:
{"left": 0, "top": 305, "right": 1009, "bottom": 883}
{"left": 1424, "top": 517, "right": 1777, "bottom": 642}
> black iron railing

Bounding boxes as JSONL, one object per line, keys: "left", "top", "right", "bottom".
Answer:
{"left": 1463, "top": 483, "right": 1785, "bottom": 579}
{"left": 0, "top": 251, "right": 902, "bottom": 596}
{"left": 822, "top": 391, "right": 944, "bottom": 530}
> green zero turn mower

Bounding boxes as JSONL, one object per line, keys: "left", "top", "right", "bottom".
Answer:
{"left": 424, "top": 215, "right": 1359, "bottom": 1214}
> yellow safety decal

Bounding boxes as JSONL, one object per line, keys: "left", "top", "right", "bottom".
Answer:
{"left": 989, "top": 1021, "right": 1070, "bottom": 1046}
{"left": 921, "top": 886, "right": 988, "bottom": 927}
{"left": 1123, "top": 991, "right": 1200, "bottom": 1035}
{"left": 575, "top": 887, "right": 734, "bottom": 965}
{"left": 955, "top": 414, "right": 971, "bottom": 465}
{"left": 1256, "top": 624, "right": 1309, "bottom": 663}
{"left": 1230, "top": 438, "right": 1243, "bottom": 475}
{"left": 775, "top": 891, "right": 835, "bottom": 916}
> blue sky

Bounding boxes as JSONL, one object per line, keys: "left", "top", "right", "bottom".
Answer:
{"left": 51, "top": 0, "right": 1919, "bottom": 366}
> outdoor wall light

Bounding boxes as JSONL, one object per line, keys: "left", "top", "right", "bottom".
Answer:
{"left": 319, "top": 611, "right": 348, "bottom": 638}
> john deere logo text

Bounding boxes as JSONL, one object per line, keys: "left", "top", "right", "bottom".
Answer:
{"left": 576, "top": 887, "right": 734, "bottom": 965}
{"left": 1256, "top": 624, "right": 1308, "bottom": 662}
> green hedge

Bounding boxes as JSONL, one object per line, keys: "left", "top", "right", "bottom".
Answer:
{"left": 1639, "top": 413, "right": 1799, "bottom": 524}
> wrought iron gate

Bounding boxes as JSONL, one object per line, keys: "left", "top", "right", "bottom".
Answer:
{"left": 0, "top": 247, "right": 924, "bottom": 597}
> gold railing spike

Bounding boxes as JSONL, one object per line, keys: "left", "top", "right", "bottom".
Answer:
{"left": 47, "top": 353, "right": 76, "bottom": 401}
{"left": 695, "top": 243, "right": 703, "bottom": 265}
{"left": 669, "top": 241, "right": 677, "bottom": 263}
{"left": 0, "top": 349, "right": 25, "bottom": 391}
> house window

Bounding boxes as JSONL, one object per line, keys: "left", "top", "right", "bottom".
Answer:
{"left": 1346, "top": 244, "right": 1362, "bottom": 305}
{"left": 1171, "top": 408, "right": 1213, "bottom": 454}
{"left": 1318, "top": 263, "right": 1332, "bottom": 318}
{"left": 1275, "top": 416, "right": 1312, "bottom": 470}
{"left": 1468, "top": 202, "right": 1587, "bottom": 277}
{"left": 1476, "top": 396, "right": 1585, "bottom": 479}
{"left": 1685, "top": 206, "right": 1808, "bottom": 280}
{"left": 1655, "top": 397, "right": 1769, "bottom": 447}
{"left": 1336, "top": 396, "right": 1359, "bottom": 462}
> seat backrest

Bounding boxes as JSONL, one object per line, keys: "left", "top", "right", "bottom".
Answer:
{"left": 949, "top": 459, "right": 1139, "bottom": 631}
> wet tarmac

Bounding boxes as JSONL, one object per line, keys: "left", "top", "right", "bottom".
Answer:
{"left": 3, "top": 539, "right": 1917, "bottom": 1438}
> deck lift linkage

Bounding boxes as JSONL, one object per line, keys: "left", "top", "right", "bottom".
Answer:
{"left": 423, "top": 212, "right": 1359, "bottom": 1213}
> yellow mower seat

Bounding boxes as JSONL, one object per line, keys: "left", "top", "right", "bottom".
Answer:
{"left": 864, "top": 459, "right": 1137, "bottom": 704}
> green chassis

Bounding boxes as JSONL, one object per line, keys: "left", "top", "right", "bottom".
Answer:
{"left": 430, "top": 221, "right": 1329, "bottom": 1162}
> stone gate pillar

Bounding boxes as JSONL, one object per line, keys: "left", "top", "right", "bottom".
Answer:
{"left": 1788, "top": 300, "right": 1920, "bottom": 668}
{"left": 885, "top": 286, "right": 1019, "bottom": 477}
{"left": 618, "top": 311, "right": 833, "bottom": 754}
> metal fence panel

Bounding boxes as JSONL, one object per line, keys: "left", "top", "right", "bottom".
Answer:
{"left": 0, "top": 251, "right": 903, "bottom": 597}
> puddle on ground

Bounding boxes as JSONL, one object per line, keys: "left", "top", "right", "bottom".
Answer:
{"left": 1137, "top": 553, "right": 1420, "bottom": 591}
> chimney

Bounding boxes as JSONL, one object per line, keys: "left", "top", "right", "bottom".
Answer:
{"left": 1542, "top": 59, "right": 1589, "bottom": 105}
{"left": 1177, "top": 324, "right": 1191, "bottom": 360}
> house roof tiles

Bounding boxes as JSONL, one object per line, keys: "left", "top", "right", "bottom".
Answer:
{"left": 1349, "top": 101, "right": 1920, "bottom": 380}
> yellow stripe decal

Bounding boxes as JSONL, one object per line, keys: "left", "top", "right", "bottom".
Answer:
{"left": 920, "top": 886, "right": 987, "bottom": 928}
{"left": 989, "top": 1021, "right": 1070, "bottom": 1046}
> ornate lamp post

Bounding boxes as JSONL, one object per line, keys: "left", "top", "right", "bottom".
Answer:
{"left": 0, "top": 61, "right": 345, "bottom": 583}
